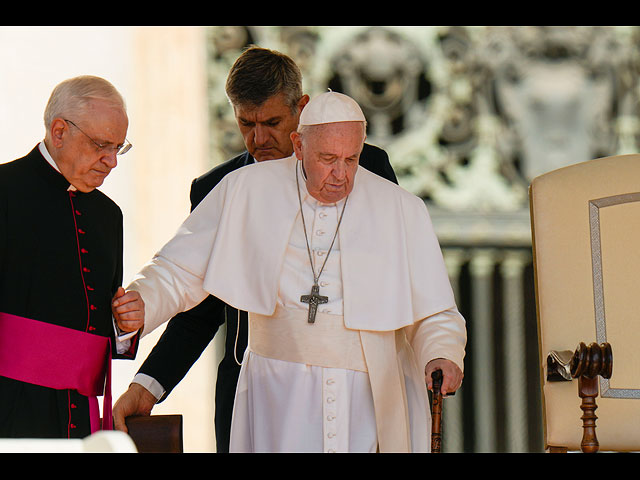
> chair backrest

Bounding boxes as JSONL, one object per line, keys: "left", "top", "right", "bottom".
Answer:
{"left": 530, "top": 153, "right": 640, "bottom": 452}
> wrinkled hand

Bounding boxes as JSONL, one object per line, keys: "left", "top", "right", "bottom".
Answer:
{"left": 112, "top": 287, "right": 144, "bottom": 333}
{"left": 112, "top": 383, "right": 158, "bottom": 433}
{"left": 425, "top": 358, "right": 463, "bottom": 396}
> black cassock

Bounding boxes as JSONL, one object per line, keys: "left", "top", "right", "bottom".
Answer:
{"left": 0, "top": 145, "right": 138, "bottom": 438}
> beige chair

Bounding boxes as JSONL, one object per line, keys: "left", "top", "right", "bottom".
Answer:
{"left": 530, "top": 153, "right": 640, "bottom": 452}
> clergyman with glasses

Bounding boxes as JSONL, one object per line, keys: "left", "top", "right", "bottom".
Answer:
{"left": 0, "top": 75, "right": 144, "bottom": 439}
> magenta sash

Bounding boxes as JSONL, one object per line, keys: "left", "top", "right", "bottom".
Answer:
{"left": 0, "top": 312, "right": 112, "bottom": 433}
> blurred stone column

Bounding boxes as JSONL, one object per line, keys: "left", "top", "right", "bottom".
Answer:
{"left": 501, "top": 250, "right": 531, "bottom": 452}
{"left": 442, "top": 248, "right": 467, "bottom": 452}
{"left": 469, "top": 249, "right": 497, "bottom": 452}
{"left": 127, "top": 26, "right": 216, "bottom": 453}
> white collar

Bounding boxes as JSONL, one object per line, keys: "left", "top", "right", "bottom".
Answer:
{"left": 38, "top": 141, "right": 77, "bottom": 191}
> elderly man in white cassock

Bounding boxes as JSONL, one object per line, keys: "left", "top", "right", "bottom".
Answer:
{"left": 122, "top": 91, "right": 467, "bottom": 453}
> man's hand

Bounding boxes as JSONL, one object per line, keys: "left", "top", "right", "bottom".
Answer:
{"left": 112, "top": 383, "right": 158, "bottom": 433}
{"left": 112, "top": 287, "right": 144, "bottom": 333}
{"left": 425, "top": 358, "right": 463, "bottom": 396}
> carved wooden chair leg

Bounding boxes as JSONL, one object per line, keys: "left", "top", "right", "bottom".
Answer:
{"left": 546, "top": 342, "right": 613, "bottom": 453}
{"left": 570, "top": 342, "right": 613, "bottom": 453}
{"left": 577, "top": 375, "right": 599, "bottom": 453}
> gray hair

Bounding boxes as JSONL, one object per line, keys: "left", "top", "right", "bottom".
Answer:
{"left": 44, "top": 75, "right": 126, "bottom": 129}
{"left": 225, "top": 46, "right": 303, "bottom": 114}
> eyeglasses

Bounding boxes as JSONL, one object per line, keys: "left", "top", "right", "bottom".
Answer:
{"left": 64, "top": 119, "right": 132, "bottom": 156}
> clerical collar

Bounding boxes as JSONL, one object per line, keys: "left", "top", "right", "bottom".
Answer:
{"left": 38, "top": 141, "right": 77, "bottom": 192}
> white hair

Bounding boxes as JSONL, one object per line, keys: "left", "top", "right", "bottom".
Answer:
{"left": 43, "top": 75, "right": 126, "bottom": 129}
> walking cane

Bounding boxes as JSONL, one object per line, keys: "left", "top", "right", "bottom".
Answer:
{"left": 430, "top": 369, "right": 443, "bottom": 453}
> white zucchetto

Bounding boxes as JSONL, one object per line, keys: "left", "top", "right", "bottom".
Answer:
{"left": 299, "top": 90, "right": 366, "bottom": 126}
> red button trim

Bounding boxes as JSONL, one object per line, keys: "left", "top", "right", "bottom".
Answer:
{"left": 78, "top": 229, "right": 85, "bottom": 234}
{"left": 75, "top": 210, "right": 82, "bottom": 215}
{"left": 83, "top": 267, "right": 90, "bottom": 273}
{"left": 88, "top": 326, "right": 96, "bottom": 331}
{"left": 90, "top": 305, "right": 97, "bottom": 310}
{"left": 81, "top": 248, "right": 88, "bottom": 254}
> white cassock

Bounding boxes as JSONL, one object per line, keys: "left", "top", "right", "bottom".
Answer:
{"left": 128, "top": 154, "right": 466, "bottom": 453}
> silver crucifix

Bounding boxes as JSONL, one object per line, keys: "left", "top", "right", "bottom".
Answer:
{"left": 300, "top": 283, "right": 328, "bottom": 323}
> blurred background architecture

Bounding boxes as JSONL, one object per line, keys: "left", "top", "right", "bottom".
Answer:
{"left": 2, "top": 26, "right": 640, "bottom": 452}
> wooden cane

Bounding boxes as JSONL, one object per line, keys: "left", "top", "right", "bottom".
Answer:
{"left": 431, "top": 369, "right": 443, "bottom": 453}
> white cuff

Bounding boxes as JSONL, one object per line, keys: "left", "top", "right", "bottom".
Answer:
{"left": 132, "top": 373, "right": 166, "bottom": 401}
{"left": 112, "top": 316, "right": 139, "bottom": 354}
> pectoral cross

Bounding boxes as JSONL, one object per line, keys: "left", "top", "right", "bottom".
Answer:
{"left": 300, "top": 283, "right": 328, "bottom": 323}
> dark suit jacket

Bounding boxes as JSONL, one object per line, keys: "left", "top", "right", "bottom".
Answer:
{"left": 137, "top": 144, "right": 397, "bottom": 452}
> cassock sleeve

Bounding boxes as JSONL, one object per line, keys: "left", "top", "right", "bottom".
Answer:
{"left": 129, "top": 255, "right": 211, "bottom": 338}
{"left": 404, "top": 306, "right": 467, "bottom": 372}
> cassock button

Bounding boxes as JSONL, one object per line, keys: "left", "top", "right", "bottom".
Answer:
{"left": 78, "top": 228, "right": 86, "bottom": 234}
{"left": 87, "top": 286, "right": 94, "bottom": 291}
{"left": 75, "top": 210, "right": 82, "bottom": 216}
{"left": 83, "top": 267, "right": 91, "bottom": 273}
{"left": 81, "top": 248, "right": 88, "bottom": 254}
{"left": 88, "top": 326, "right": 96, "bottom": 331}
{"left": 90, "top": 305, "right": 97, "bottom": 310}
